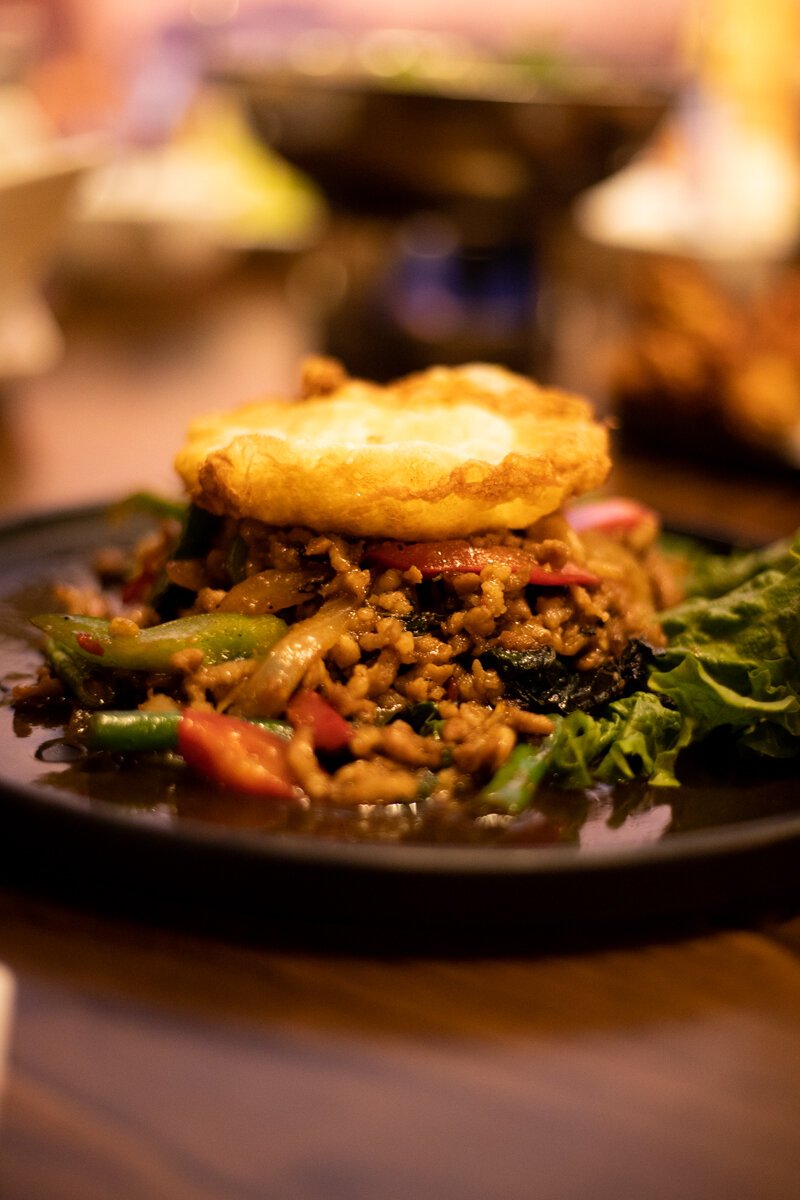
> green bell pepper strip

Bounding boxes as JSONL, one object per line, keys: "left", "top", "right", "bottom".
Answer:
{"left": 31, "top": 613, "right": 287, "bottom": 672}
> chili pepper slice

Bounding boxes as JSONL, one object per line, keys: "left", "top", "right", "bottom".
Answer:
{"left": 364, "top": 540, "right": 600, "bottom": 587}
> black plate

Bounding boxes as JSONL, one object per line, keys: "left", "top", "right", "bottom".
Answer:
{"left": 1, "top": 504, "right": 799, "bottom": 948}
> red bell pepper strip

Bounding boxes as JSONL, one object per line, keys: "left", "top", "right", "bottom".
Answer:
{"left": 365, "top": 540, "right": 600, "bottom": 587}
{"left": 177, "top": 708, "right": 297, "bottom": 799}
{"left": 566, "top": 497, "right": 655, "bottom": 533}
{"left": 286, "top": 689, "right": 351, "bottom": 753}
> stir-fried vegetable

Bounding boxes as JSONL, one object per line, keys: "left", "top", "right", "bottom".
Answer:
{"left": 217, "top": 569, "right": 318, "bottom": 615}
{"left": 177, "top": 709, "right": 298, "bottom": 799}
{"left": 479, "top": 741, "right": 554, "bottom": 815}
{"left": 32, "top": 613, "right": 287, "bottom": 672}
{"left": 84, "top": 710, "right": 292, "bottom": 753}
{"left": 25, "top": 484, "right": 800, "bottom": 815}
{"left": 43, "top": 638, "right": 112, "bottom": 708}
{"left": 286, "top": 689, "right": 351, "bottom": 752}
{"left": 479, "top": 640, "right": 654, "bottom": 716}
{"left": 221, "top": 596, "right": 357, "bottom": 718}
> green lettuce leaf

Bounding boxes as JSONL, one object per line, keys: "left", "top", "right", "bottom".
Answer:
{"left": 681, "top": 536, "right": 795, "bottom": 600}
{"left": 651, "top": 536, "right": 800, "bottom": 752}
{"left": 546, "top": 691, "right": 686, "bottom": 789}
{"left": 483, "top": 530, "right": 800, "bottom": 810}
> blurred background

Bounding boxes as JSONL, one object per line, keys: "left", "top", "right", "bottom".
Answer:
{"left": 0, "top": 0, "right": 799, "bottom": 533}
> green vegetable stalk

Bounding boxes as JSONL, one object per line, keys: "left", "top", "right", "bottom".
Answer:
{"left": 43, "top": 638, "right": 112, "bottom": 708}
{"left": 480, "top": 740, "right": 553, "bottom": 814}
{"left": 85, "top": 710, "right": 291, "bottom": 753}
{"left": 32, "top": 612, "right": 287, "bottom": 672}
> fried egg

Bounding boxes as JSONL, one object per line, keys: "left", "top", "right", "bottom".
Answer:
{"left": 174, "top": 360, "right": 611, "bottom": 540}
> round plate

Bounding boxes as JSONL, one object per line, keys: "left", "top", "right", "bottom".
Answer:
{"left": 1, "top": 504, "right": 799, "bottom": 948}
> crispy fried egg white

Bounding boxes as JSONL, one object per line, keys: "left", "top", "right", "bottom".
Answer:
{"left": 174, "top": 361, "right": 611, "bottom": 540}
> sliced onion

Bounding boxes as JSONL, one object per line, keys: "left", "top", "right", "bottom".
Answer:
{"left": 217, "top": 569, "right": 316, "bottom": 614}
{"left": 221, "top": 595, "right": 356, "bottom": 718}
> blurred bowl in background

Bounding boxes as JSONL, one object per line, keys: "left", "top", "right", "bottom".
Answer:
{"left": 207, "top": 59, "right": 668, "bottom": 379}
{"left": 217, "top": 63, "right": 670, "bottom": 218}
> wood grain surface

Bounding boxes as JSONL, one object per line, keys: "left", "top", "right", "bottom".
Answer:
{"left": 1, "top": 887, "right": 800, "bottom": 1200}
{"left": 0, "top": 262, "right": 799, "bottom": 1199}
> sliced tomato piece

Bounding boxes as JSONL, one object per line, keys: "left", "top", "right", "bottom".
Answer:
{"left": 365, "top": 539, "right": 599, "bottom": 587}
{"left": 177, "top": 708, "right": 297, "bottom": 799}
{"left": 286, "top": 689, "right": 351, "bottom": 753}
{"left": 566, "top": 497, "right": 656, "bottom": 533}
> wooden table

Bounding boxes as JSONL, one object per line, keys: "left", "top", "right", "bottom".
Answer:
{"left": 1, "top": 261, "right": 799, "bottom": 1199}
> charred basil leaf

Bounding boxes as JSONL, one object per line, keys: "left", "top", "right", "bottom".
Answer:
{"left": 388, "top": 700, "right": 444, "bottom": 737}
{"left": 480, "top": 640, "right": 655, "bottom": 716}
{"left": 403, "top": 611, "right": 443, "bottom": 636}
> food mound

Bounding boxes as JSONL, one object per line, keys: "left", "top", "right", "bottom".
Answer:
{"left": 14, "top": 358, "right": 686, "bottom": 834}
{"left": 175, "top": 358, "right": 611, "bottom": 540}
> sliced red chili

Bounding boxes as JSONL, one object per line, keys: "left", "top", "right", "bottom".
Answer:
{"left": 177, "top": 708, "right": 297, "bottom": 799}
{"left": 286, "top": 689, "right": 351, "bottom": 753}
{"left": 75, "top": 632, "right": 105, "bottom": 656}
{"left": 365, "top": 539, "right": 599, "bottom": 587}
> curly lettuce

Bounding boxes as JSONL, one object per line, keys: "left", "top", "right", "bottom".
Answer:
{"left": 482, "top": 532, "right": 800, "bottom": 811}
{"left": 652, "top": 535, "right": 800, "bottom": 753}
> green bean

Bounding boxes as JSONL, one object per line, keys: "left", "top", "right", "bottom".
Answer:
{"left": 32, "top": 612, "right": 287, "bottom": 672}
{"left": 85, "top": 710, "right": 291, "bottom": 753}
{"left": 43, "top": 638, "right": 112, "bottom": 708}
{"left": 480, "top": 740, "right": 553, "bottom": 814}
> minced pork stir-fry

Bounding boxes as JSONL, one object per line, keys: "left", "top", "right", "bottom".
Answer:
{"left": 9, "top": 361, "right": 675, "bottom": 806}
{"left": 12, "top": 358, "right": 800, "bottom": 829}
